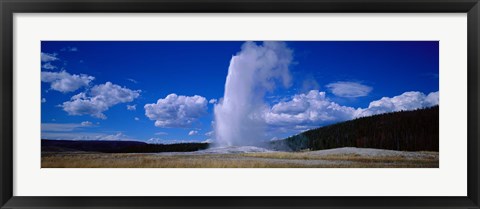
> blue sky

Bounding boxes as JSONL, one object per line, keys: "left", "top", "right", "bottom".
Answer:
{"left": 41, "top": 41, "right": 439, "bottom": 143}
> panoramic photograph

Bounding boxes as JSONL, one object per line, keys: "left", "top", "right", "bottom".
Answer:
{"left": 41, "top": 41, "right": 439, "bottom": 168}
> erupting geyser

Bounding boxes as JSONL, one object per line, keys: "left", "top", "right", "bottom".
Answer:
{"left": 213, "top": 42, "right": 293, "bottom": 147}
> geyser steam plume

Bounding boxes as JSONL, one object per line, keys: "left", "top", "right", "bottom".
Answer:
{"left": 214, "top": 42, "right": 293, "bottom": 147}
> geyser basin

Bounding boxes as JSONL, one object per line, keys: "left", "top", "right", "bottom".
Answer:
{"left": 195, "top": 146, "right": 274, "bottom": 154}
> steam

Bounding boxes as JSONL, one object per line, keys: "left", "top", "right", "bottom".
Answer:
{"left": 214, "top": 42, "right": 293, "bottom": 147}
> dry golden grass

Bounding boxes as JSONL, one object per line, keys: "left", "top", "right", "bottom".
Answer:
{"left": 42, "top": 151, "right": 439, "bottom": 168}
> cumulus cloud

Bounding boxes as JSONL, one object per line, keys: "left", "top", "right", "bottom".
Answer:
{"left": 264, "top": 90, "right": 356, "bottom": 128}
{"left": 61, "top": 82, "right": 141, "bottom": 119}
{"left": 326, "top": 81, "right": 372, "bottom": 97}
{"left": 209, "top": 99, "right": 217, "bottom": 104}
{"left": 144, "top": 94, "right": 208, "bottom": 128}
{"left": 41, "top": 52, "right": 59, "bottom": 62}
{"left": 425, "top": 91, "right": 439, "bottom": 107}
{"left": 41, "top": 71, "right": 95, "bottom": 93}
{"left": 127, "top": 104, "right": 136, "bottom": 111}
{"left": 41, "top": 98, "right": 46, "bottom": 103}
{"left": 263, "top": 90, "right": 439, "bottom": 132}
{"left": 188, "top": 130, "right": 198, "bottom": 136}
{"left": 134, "top": 117, "right": 140, "bottom": 121}
{"left": 355, "top": 91, "right": 439, "bottom": 117}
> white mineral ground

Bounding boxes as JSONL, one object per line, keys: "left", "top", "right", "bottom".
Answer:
{"left": 308, "top": 147, "right": 438, "bottom": 159}
{"left": 157, "top": 146, "right": 435, "bottom": 156}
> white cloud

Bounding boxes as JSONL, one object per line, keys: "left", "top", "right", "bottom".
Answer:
{"left": 127, "top": 104, "right": 136, "bottom": 111}
{"left": 205, "top": 131, "right": 214, "bottom": 137}
{"left": 146, "top": 138, "right": 207, "bottom": 144}
{"left": 96, "top": 133, "right": 130, "bottom": 141}
{"left": 41, "top": 52, "right": 58, "bottom": 62}
{"left": 134, "top": 117, "right": 140, "bottom": 121}
{"left": 42, "top": 121, "right": 96, "bottom": 133}
{"left": 264, "top": 90, "right": 356, "bottom": 128}
{"left": 42, "top": 131, "right": 137, "bottom": 141}
{"left": 425, "top": 91, "right": 439, "bottom": 107}
{"left": 355, "top": 91, "right": 439, "bottom": 117}
{"left": 41, "top": 71, "right": 95, "bottom": 93}
{"left": 41, "top": 98, "right": 46, "bottom": 103}
{"left": 144, "top": 94, "right": 208, "bottom": 128}
{"left": 326, "top": 81, "right": 372, "bottom": 97}
{"left": 264, "top": 90, "right": 439, "bottom": 132}
{"left": 42, "top": 122, "right": 91, "bottom": 132}
{"left": 42, "top": 62, "right": 57, "bottom": 70}
{"left": 209, "top": 99, "right": 217, "bottom": 104}
{"left": 188, "top": 130, "right": 198, "bottom": 136}
{"left": 61, "top": 82, "right": 141, "bottom": 119}
{"left": 146, "top": 138, "right": 164, "bottom": 144}
{"left": 80, "top": 121, "right": 93, "bottom": 126}
{"left": 127, "top": 78, "right": 138, "bottom": 84}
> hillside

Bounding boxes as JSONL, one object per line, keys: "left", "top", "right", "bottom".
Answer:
{"left": 42, "top": 139, "right": 209, "bottom": 153}
{"left": 271, "top": 106, "right": 439, "bottom": 152}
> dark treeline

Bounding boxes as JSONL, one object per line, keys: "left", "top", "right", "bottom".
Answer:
{"left": 271, "top": 106, "right": 439, "bottom": 152}
{"left": 42, "top": 139, "right": 209, "bottom": 153}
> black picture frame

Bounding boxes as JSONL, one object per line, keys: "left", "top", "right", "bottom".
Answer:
{"left": 1, "top": 0, "right": 479, "bottom": 208}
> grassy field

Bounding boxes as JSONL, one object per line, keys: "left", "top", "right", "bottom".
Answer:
{"left": 41, "top": 149, "right": 439, "bottom": 168}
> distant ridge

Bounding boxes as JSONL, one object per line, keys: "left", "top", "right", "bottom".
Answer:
{"left": 42, "top": 139, "right": 209, "bottom": 153}
{"left": 272, "top": 106, "right": 439, "bottom": 152}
